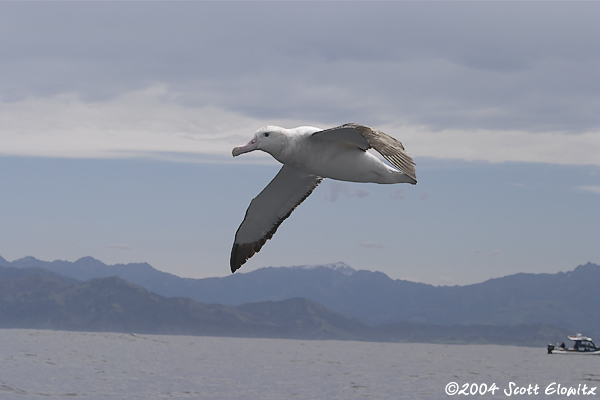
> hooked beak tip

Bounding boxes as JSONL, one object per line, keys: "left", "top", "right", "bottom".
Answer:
{"left": 232, "top": 135, "right": 258, "bottom": 157}
{"left": 232, "top": 147, "right": 245, "bottom": 157}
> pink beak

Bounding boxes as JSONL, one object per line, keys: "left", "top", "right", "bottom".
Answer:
{"left": 232, "top": 134, "right": 259, "bottom": 157}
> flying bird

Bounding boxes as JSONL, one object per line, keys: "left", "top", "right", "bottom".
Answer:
{"left": 230, "top": 123, "right": 417, "bottom": 273}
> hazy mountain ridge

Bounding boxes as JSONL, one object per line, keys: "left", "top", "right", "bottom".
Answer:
{"left": 4, "top": 256, "right": 599, "bottom": 333}
{"left": 0, "top": 265, "right": 573, "bottom": 346}
{"left": 0, "top": 266, "right": 297, "bottom": 337}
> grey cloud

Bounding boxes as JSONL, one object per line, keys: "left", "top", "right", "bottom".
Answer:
{"left": 352, "top": 189, "right": 370, "bottom": 199}
{"left": 108, "top": 244, "right": 132, "bottom": 251}
{"left": 389, "top": 188, "right": 405, "bottom": 200}
{"left": 576, "top": 186, "right": 600, "bottom": 195}
{"left": 358, "top": 242, "right": 386, "bottom": 249}
{"left": 324, "top": 181, "right": 347, "bottom": 203}
{"left": 1, "top": 2, "right": 598, "bottom": 132}
{"left": 324, "top": 181, "right": 371, "bottom": 202}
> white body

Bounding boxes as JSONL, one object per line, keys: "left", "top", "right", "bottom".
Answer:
{"left": 233, "top": 125, "right": 415, "bottom": 184}
{"left": 276, "top": 128, "right": 411, "bottom": 184}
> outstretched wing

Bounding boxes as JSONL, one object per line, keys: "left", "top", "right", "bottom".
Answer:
{"left": 231, "top": 165, "right": 323, "bottom": 273}
{"left": 312, "top": 123, "right": 416, "bottom": 182}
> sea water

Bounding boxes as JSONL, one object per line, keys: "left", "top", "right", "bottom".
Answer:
{"left": 0, "top": 329, "right": 598, "bottom": 399}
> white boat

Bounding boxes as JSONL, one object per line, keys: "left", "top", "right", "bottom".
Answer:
{"left": 548, "top": 334, "right": 600, "bottom": 355}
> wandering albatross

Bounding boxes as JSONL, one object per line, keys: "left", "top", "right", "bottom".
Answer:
{"left": 230, "top": 123, "right": 416, "bottom": 273}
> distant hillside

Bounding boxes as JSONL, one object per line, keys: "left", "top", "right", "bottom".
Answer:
{"left": 237, "top": 297, "right": 375, "bottom": 341}
{"left": 0, "top": 266, "right": 273, "bottom": 337}
{"left": 0, "top": 266, "right": 572, "bottom": 346}
{"left": 5, "top": 256, "right": 599, "bottom": 333}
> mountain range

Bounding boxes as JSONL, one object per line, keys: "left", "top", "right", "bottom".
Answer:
{"left": 0, "top": 263, "right": 573, "bottom": 346}
{"left": 2, "top": 255, "right": 599, "bottom": 334}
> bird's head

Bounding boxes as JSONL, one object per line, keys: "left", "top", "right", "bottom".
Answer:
{"left": 232, "top": 126, "right": 286, "bottom": 157}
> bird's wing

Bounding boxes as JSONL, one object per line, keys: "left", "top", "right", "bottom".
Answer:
{"left": 231, "top": 165, "right": 323, "bottom": 273}
{"left": 312, "top": 123, "right": 416, "bottom": 182}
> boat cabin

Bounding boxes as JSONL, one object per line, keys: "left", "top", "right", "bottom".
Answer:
{"left": 569, "top": 334, "right": 598, "bottom": 352}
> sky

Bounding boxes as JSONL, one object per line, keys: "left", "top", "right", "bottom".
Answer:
{"left": 0, "top": 2, "right": 599, "bottom": 286}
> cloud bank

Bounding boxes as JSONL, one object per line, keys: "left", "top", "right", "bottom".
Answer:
{"left": 1, "top": 2, "right": 598, "bottom": 165}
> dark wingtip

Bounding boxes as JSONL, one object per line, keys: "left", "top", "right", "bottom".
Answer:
{"left": 230, "top": 244, "right": 245, "bottom": 273}
{"left": 230, "top": 241, "right": 265, "bottom": 273}
{"left": 230, "top": 262, "right": 243, "bottom": 274}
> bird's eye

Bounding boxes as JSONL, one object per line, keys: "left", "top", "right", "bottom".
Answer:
{"left": 264, "top": 132, "right": 270, "bottom": 137}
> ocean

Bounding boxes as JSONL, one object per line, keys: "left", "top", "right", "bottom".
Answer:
{"left": 0, "top": 329, "right": 598, "bottom": 399}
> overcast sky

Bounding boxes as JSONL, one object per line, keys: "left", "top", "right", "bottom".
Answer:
{"left": 1, "top": 2, "right": 599, "bottom": 285}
